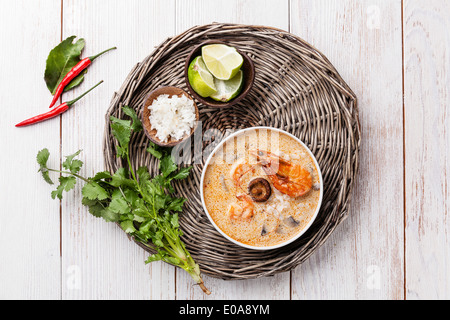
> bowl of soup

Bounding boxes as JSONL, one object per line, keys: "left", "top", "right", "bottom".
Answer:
{"left": 200, "top": 127, "right": 323, "bottom": 250}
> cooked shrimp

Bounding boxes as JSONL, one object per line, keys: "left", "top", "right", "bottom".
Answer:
{"left": 229, "top": 158, "right": 254, "bottom": 188}
{"left": 227, "top": 193, "right": 255, "bottom": 220}
{"left": 227, "top": 203, "right": 242, "bottom": 220}
{"left": 250, "top": 150, "right": 313, "bottom": 198}
{"left": 237, "top": 194, "right": 255, "bottom": 219}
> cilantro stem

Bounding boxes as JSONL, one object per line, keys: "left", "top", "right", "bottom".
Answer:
{"left": 126, "top": 152, "right": 138, "bottom": 183}
{"left": 47, "top": 168, "right": 90, "bottom": 183}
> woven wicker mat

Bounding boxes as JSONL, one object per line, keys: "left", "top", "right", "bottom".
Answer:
{"left": 103, "top": 23, "right": 360, "bottom": 280}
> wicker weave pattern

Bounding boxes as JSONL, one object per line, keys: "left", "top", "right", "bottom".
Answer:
{"left": 103, "top": 23, "right": 360, "bottom": 280}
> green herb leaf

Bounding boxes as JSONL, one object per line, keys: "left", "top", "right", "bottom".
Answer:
{"left": 169, "top": 212, "right": 180, "bottom": 228}
{"left": 147, "top": 142, "right": 163, "bottom": 159}
{"left": 82, "top": 181, "right": 109, "bottom": 201}
{"left": 109, "top": 190, "right": 131, "bottom": 214}
{"left": 81, "top": 197, "right": 120, "bottom": 222}
{"left": 81, "top": 197, "right": 104, "bottom": 217}
{"left": 137, "top": 167, "right": 151, "bottom": 184}
{"left": 62, "top": 150, "right": 83, "bottom": 174}
{"left": 171, "top": 166, "right": 192, "bottom": 180}
{"left": 166, "top": 198, "right": 186, "bottom": 213}
{"left": 110, "top": 116, "right": 132, "bottom": 157}
{"left": 37, "top": 148, "right": 50, "bottom": 168}
{"left": 51, "top": 176, "right": 77, "bottom": 200}
{"left": 91, "top": 171, "right": 113, "bottom": 181}
{"left": 64, "top": 69, "right": 87, "bottom": 92}
{"left": 44, "top": 36, "right": 86, "bottom": 95}
{"left": 37, "top": 148, "right": 53, "bottom": 185}
{"left": 138, "top": 219, "right": 154, "bottom": 235}
{"left": 120, "top": 220, "right": 136, "bottom": 234}
{"left": 145, "top": 253, "right": 163, "bottom": 263}
{"left": 122, "top": 106, "right": 143, "bottom": 133}
{"left": 122, "top": 188, "right": 139, "bottom": 207}
{"left": 159, "top": 154, "right": 178, "bottom": 178}
{"left": 110, "top": 168, "right": 136, "bottom": 188}
{"left": 100, "top": 208, "right": 120, "bottom": 222}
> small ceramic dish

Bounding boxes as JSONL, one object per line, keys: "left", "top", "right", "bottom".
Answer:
{"left": 141, "top": 86, "right": 199, "bottom": 147}
{"left": 184, "top": 40, "right": 255, "bottom": 108}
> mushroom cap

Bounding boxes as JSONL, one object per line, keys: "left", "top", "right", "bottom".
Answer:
{"left": 248, "top": 178, "right": 272, "bottom": 202}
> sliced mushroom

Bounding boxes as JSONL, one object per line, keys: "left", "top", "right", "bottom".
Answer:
{"left": 248, "top": 178, "right": 272, "bottom": 202}
{"left": 261, "top": 225, "right": 268, "bottom": 236}
{"left": 283, "top": 216, "right": 300, "bottom": 228}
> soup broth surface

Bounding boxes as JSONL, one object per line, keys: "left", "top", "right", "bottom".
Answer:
{"left": 203, "top": 129, "right": 322, "bottom": 248}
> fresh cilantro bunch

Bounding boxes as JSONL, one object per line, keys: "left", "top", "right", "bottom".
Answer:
{"left": 37, "top": 106, "right": 210, "bottom": 295}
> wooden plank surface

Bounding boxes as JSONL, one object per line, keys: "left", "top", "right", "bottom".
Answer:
{"left": 404, "top": 0, "right": 450, "bottom": 300}
{"left": 0, "top": 0, "right": 62, "bottom": 300}
{"left": 289, "top": 0, "right": 404, "bottom": 299}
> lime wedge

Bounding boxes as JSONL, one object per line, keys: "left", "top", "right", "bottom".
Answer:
{"left": 210, "top": 70, "right": 244, "bottom": 102}
{"left": 202, "top": 44, "right": 244, "bottom": 80}
{"left": 188, "top": 56, "right": 217, "bottom": 97}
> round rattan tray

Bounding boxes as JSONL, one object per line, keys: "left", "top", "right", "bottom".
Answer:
{"left": 103, "top": 23, "right": 360, "bottom": 280}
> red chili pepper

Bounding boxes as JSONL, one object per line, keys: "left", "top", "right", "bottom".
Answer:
{"left": 16, "top": 81, "right": 103, "bottom": 127}
{"left": 48, "top": 47, "right": 116, "bottom": 109}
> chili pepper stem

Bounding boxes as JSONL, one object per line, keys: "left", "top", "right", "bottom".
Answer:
{"left": 67, "top": 80, "right": 104, "bottom": 106}
{"left": 88, "top": 47, "right": 117, "bottom": 61}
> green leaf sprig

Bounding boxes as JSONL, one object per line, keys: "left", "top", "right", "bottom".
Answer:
{"left": 44, "top": 36, "right": 87, "bottom": 95}
{"left": 37, "top": 106, "right": 210, "bottom": 295}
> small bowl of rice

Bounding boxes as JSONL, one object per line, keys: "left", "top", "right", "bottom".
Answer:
{"left": 142, "top": 86, "right": 199, "bottom": 147}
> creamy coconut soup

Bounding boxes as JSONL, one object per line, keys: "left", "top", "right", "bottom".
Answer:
{"left": 203, "top": 128, "right": 321, "bottom": 248}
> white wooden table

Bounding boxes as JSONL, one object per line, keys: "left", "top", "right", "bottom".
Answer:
{"left": 1, "top": 0, "right": 449, "bottom": 300}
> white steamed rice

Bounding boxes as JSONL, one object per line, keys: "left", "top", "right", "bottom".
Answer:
{"left": 148, "top": 94, "right": 196, "bottom": 143}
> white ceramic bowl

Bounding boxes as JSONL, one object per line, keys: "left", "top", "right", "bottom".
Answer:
{"left": 200, "top": 127, "right": 323, "bottom": 251}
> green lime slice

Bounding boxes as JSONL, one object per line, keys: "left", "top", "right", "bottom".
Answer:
{"left": 188, "top": 56, "right": 217, "bottom": 97}
{"left": 202, "top": 44, "right": 244, "bottom": 80}
{"left": 210, "top": 70, "right": 244, "bottom": 102}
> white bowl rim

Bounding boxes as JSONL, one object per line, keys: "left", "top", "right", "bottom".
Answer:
{"left": 200, "top": 126, "right": 324, "bottom": 251}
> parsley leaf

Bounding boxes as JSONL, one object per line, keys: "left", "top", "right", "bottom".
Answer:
{"left": 81, "top": 197, "right": 106, "bottom": 218}
{"left": 110, "top": 116, "right": 132, "bottom": 157}
{"left": 137, "top": 167, "right": 151, "bottom": 184}
{"left": 120, "top": 220, "right": 136, "bottom": 234}
{"left": 166, "top": 198, "right": 186, "bottom": 213}
{"left": 62, "top": 150, "right": 83, "bottom": 174}
{"left": 109, "top": 189, "right": 131, "bottom": 214}
{"left": 91, "top": 171, "right": 113, "bottom": 181}
{"left": 159, "top": 154, "right": 177, "bottom": 178}
{"left": 110, "top": 168, "right": 136, "bottom": 188}
{"left": 51, "top": 176, "right": 77, "bottom": 200}
{"left": 101, "top": 209, "right": 121, "bottom": 222}
{"left": 171, "top": 166, "right": 192, "bottom": 180}
{"left": 82, "top": 181, "right": 109, "bottom": 201}
{"left": 147, "top": 142, "right": 163, "bottom": 159}
{"left": 37, "top": 148, "right": 53, "bottom": 185}
{"left": 37, "top": 148, "right": 50, "bottom": 168}
{"left": 122, "top": 106, "right": 143, "bottom": 133}
{"left": 81, "top": 197, "right": 120, "bottom": 222}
